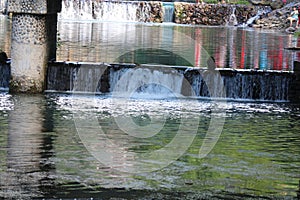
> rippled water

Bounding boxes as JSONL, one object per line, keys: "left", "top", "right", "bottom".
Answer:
{"left": 0, "top": 93, "right": 299, "bottom": 199}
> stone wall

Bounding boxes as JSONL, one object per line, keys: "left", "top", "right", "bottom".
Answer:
{"left": 252, "top": 2, "right": 300, "bottom": 30}
{"left": 137, "top": 2, "right": 163, "bottom": 23}
{"left": 174, "top": 3, "right": 264, "bottom": 26}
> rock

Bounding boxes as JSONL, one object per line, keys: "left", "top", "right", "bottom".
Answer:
{"left": 248, "top": 0, "right": 285, "bottom": 9}
{"left": 248, "top": 0, "right": 272, "bottom": 6}
{"left": 137, "top": 2, "right": 163, "bottom": 23}
{"left": 251, "top": 2, "right": 300, "bottom": 30}
{"left": 285, "top": 26, "right": 296, "bottom": 34}
{"left": 174, "top": 3, "right": 260, "bottom": 26}
{"left": 270, "top": 0, "right": 284, "bottom": 10}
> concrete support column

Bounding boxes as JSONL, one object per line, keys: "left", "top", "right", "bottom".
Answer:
{"left": 7, "top": 0, "right": 61, "bottom": 93}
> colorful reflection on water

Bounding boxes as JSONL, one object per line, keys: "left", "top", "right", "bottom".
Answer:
{"left": 1, "top": 15, "right": 300, "bottom": 71}
{"left": 55, "top": 22, "right": 299, "bottom": 71}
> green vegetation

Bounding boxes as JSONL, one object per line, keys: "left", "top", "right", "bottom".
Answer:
{"left": 294, "top": 31, "right": 300, "bottom": 37}
{"left": 203, "top": 0, "right": 250, "bottom": 5}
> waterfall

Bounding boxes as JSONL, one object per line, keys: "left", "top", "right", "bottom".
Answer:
{"left": 60, "top": 0, "right": 139, "bottom": 21}
{"left": 163, "top": 2, "right": 174, "bottom": 23}
{"left": 184, "top": 68, "right": 293, "bottom": 101}
{"left": 242, "top": 7, "right": 272, "bottom": 27}
{"left": 218, "top": 71, "right": 292, "bottom": 101}
{"left": 227, "top": 7, "right": 238, "bottom": 26}
{"left": 46, "top": 62, "right": 296, "bottom": 102}
{"left": 110, "top": 66, "right": 184, "bottom": 98}
{"left": 0, "top": 63, "right": 10, "bottom": 91}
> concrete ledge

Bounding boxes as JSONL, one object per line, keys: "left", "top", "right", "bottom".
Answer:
{"left": 46, "top": 61, "right": 297, "bottom": 102}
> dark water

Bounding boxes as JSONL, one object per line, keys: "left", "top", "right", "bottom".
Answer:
{"left": 0, "top": 15, "right": 10, "bottom": 56}
{"left": 0, "top": 93, "right": 299, "bottom": 199}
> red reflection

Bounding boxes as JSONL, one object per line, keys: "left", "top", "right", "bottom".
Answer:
{"left": 213, "top": 29, "right": 227, "bottom": 68}
{"left": 268, "top": 37, "right": 283, "bottom": 70}
{"left": 195, "top": 28, "right": 202, "bottom": 67}
{"left": 192, "top": 27, "right": 293, "bottom": 71}
{"left": 239, "top": 31, "right": 246, "bottom": 69}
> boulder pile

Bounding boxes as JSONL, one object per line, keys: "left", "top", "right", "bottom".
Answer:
{"left": 137, "top": 2, "right": 163, "bottom": 23}
{"left": 252, "top": 2, "right": 300, "bottom": 30}
{"left": 174, "top": 3, "right": 263, "bottom": 26}
{"left": 134, "top": 0, "right": 300, "bottom": 31}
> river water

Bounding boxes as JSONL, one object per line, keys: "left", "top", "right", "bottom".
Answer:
{"left": 1, "top": 14, "right": 300, "bottom": 199}
{"left": 0, "top": 93, "right": 299, "bottom": 199}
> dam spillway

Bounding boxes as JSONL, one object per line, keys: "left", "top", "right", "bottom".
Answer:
{"left": 45, "top": 61, "right": 299, "bottom": 102}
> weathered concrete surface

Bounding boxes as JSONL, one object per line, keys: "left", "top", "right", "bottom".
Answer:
{"left": 7, "top": 0, "right": 61, "bottom": 14}
{"left": 8, "top": 0, "right": 61, "bottom": 93}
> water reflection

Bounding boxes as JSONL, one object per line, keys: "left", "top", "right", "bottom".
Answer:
{"left": 0, "top": 95, "right": 56, "bottom": 198}
{"left": 0, "top": 93, "right": 299, "bottom": 198}
{"left": 0, "top": 15, "right": 300, "bottom": 70}
{"left": 55, "top": 22, "right": 299, "bottom": 71}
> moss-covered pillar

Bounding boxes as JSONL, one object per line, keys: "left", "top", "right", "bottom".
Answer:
{"left": 7, "top": 0, "right": 61, "bottom": 93}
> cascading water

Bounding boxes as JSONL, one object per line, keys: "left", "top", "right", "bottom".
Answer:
{"left": 110, "top": 66, "right": 184, "bottom": 98}
{"left": 242, "top": 7, "right": 272, "bottom": 27}
{"left": 60, "top": 0, "right": 139, "bottom": 21}
{"left": 227, "top": 7, "right": 238, "bottom": 26}
{"left": 162, "top": 2, "right": 174, "bottom": 23}
{"left": 0, "top": 63, "right": 10, "bottom": 91}
{"left": 46, "top": 63, "right": 296, "bottom": 102}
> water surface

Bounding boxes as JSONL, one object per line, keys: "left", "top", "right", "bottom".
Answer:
{"left": 56, "top": 21, "right": 300, "bottom": 71}
{"left": 1, "top": 15, "right": 300, "bottom": 70}
{"left": 1, "top": 12, "right": 300, "bottom": 199}
{"left": 0, "top": 93, "right": 299, "bottom": 199}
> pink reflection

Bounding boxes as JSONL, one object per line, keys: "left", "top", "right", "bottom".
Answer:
{"left": 214, "top": 29, "right": 227, "bottom": 68}
{"left": 195, "top": 28, "right": 202, "bottom": 67}
{"left": 239, "top": 31, "right": 246, "bottom": 69}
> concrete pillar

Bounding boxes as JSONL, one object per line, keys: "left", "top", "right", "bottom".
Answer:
{"left": 7, "top": 0, "right": 61, "bottom": 93}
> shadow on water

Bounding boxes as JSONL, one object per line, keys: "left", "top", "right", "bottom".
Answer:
{"left": 0, "top": 95, "right": 56, "bottom": 198}
{"left": 116, "top": 48, "right": 193, "bottom": 66}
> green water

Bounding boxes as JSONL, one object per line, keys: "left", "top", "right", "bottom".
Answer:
{"left": 0, "top": 93, "right": 299, "bottom": 199}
